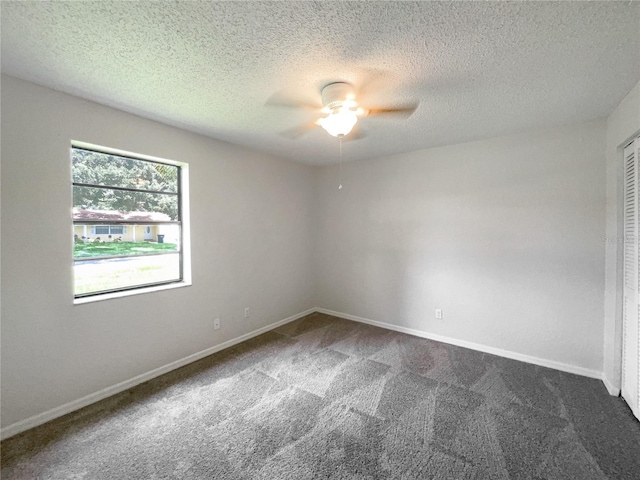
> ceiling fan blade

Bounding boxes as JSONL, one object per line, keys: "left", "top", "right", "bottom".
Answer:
{"left": 279, "top": 122, "right": 319, "bottom": 139}
{"left": 265, "top": 92, "right": 322, "bottom": 111}
{"left": 365, "top": 102, "right": 419, "bottom": 118}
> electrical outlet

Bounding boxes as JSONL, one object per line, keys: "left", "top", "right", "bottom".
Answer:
{"left": 213, "top": 318, "right": 220, "bottom": 330}
{"left": 244, "top": 307, "right": 250, "bottom": 318}
{"left": 435, "top": 309, "right": 443, "bottom": 320}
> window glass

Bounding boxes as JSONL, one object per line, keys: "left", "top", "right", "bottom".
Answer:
{"left": 72, "top": 146, "right": 185, "bottom": 298}
{"left": 72, "top": 148, "right": 178, "bottom": 193}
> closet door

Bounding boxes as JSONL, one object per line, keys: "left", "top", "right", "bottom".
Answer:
{"left": 622, "top": 137, "right": 640, "bottom": 420}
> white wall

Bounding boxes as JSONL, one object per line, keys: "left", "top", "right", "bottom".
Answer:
{"left": 603, "top": 80, "right": 640, "bottom": 392}
{"left": 0, "top": 75, "right": 315, "bottom": 430}
{"left": 0, "top": 72, "right": 621, "bottom": 436}
{"left": 315, "top": 122, "right": 607, "bottom": 373}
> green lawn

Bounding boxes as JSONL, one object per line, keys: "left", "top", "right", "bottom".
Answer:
{"left": 73, "top": 253, "right": 180, "bottom": 295}
{"left": 74, "top": 241, "right": 178, "bottom": 259}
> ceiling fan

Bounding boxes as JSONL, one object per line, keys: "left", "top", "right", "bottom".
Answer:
{"left": 267, "top": 81, "right": 418, "bottom": 140}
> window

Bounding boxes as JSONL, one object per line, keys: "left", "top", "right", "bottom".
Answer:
{"left": 93, "top": 225, "right": 126, "bottom": 235}
{"left": 71, "top": 144, "right": 188, "bottom": 299}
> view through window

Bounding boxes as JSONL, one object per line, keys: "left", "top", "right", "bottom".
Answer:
{"left": 72, "top": 146, "right": 184, "bottom": 297}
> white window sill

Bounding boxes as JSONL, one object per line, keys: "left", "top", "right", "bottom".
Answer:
{"left": 74, "top": 281, "right": 191, "bottom": 305}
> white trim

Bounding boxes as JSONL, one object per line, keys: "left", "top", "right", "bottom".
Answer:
{"left": 74, "top": 280, "right": 192, "bottom": 305}
{"left": 3, "top": 306, "right": 613, "bottom": 440}
{"left": 315, "top": 308, "right": 604, "bottom": 380}
{"left": 602, "top": 375, "right": 621, "bottom": 397}
{"left": 0, "top": 308, "right": 315, "bottom": 440}
{"left": 71, "top": 140, "right": 184, "bottom": 167}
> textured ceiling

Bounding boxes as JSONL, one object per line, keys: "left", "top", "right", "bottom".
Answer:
{"left": 1, "top": 1, "right": 639, "bottom": 165}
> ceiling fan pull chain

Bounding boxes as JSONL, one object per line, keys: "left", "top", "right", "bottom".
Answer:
{"left": 338, "top": 135, "right": 343, "bottom": 190}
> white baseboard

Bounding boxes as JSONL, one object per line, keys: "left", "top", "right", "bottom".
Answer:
{"left": 2, "top": 306, "right": 612, "bottom": 440}
{"left": 0, "top": 308, "right": 315, "bottom": 441}
{"left": 601, "top": 375, "right": 621, "bottom": 397}
{"left": 315, "top": 308, "right": 604, "bottom": 381}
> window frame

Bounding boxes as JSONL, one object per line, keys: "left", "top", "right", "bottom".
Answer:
{"left": 92, "top": 225, "right": 127, "bottom": 235}
{"left": 71, "top": 141, "right": 191, "bottom": 302}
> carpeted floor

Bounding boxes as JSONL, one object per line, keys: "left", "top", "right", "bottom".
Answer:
{"left": 2, "top": 313, "right": 639, "bottom": 479}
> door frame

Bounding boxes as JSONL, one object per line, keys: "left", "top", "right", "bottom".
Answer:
{"left": 619, "top": 136, "right": 640, "bottom": 419}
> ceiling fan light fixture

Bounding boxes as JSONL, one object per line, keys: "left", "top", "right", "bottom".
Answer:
{"left": 318, "top": 110, "right": 358, "bottom": 137}
{"left": 270, "top": 80, "right": 416, "bottom": 140}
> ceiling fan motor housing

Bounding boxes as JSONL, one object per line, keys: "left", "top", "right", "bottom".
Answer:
{"left": 321, "top": 82, "right": 355, "bottom": 110}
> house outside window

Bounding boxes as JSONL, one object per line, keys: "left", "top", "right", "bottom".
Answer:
{"left": 71, "top": 144, "right": 189, "bottom": 299}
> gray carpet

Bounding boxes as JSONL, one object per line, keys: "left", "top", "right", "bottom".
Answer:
{"left": 2, "top": 313, "right": 639, "bottom": 479}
